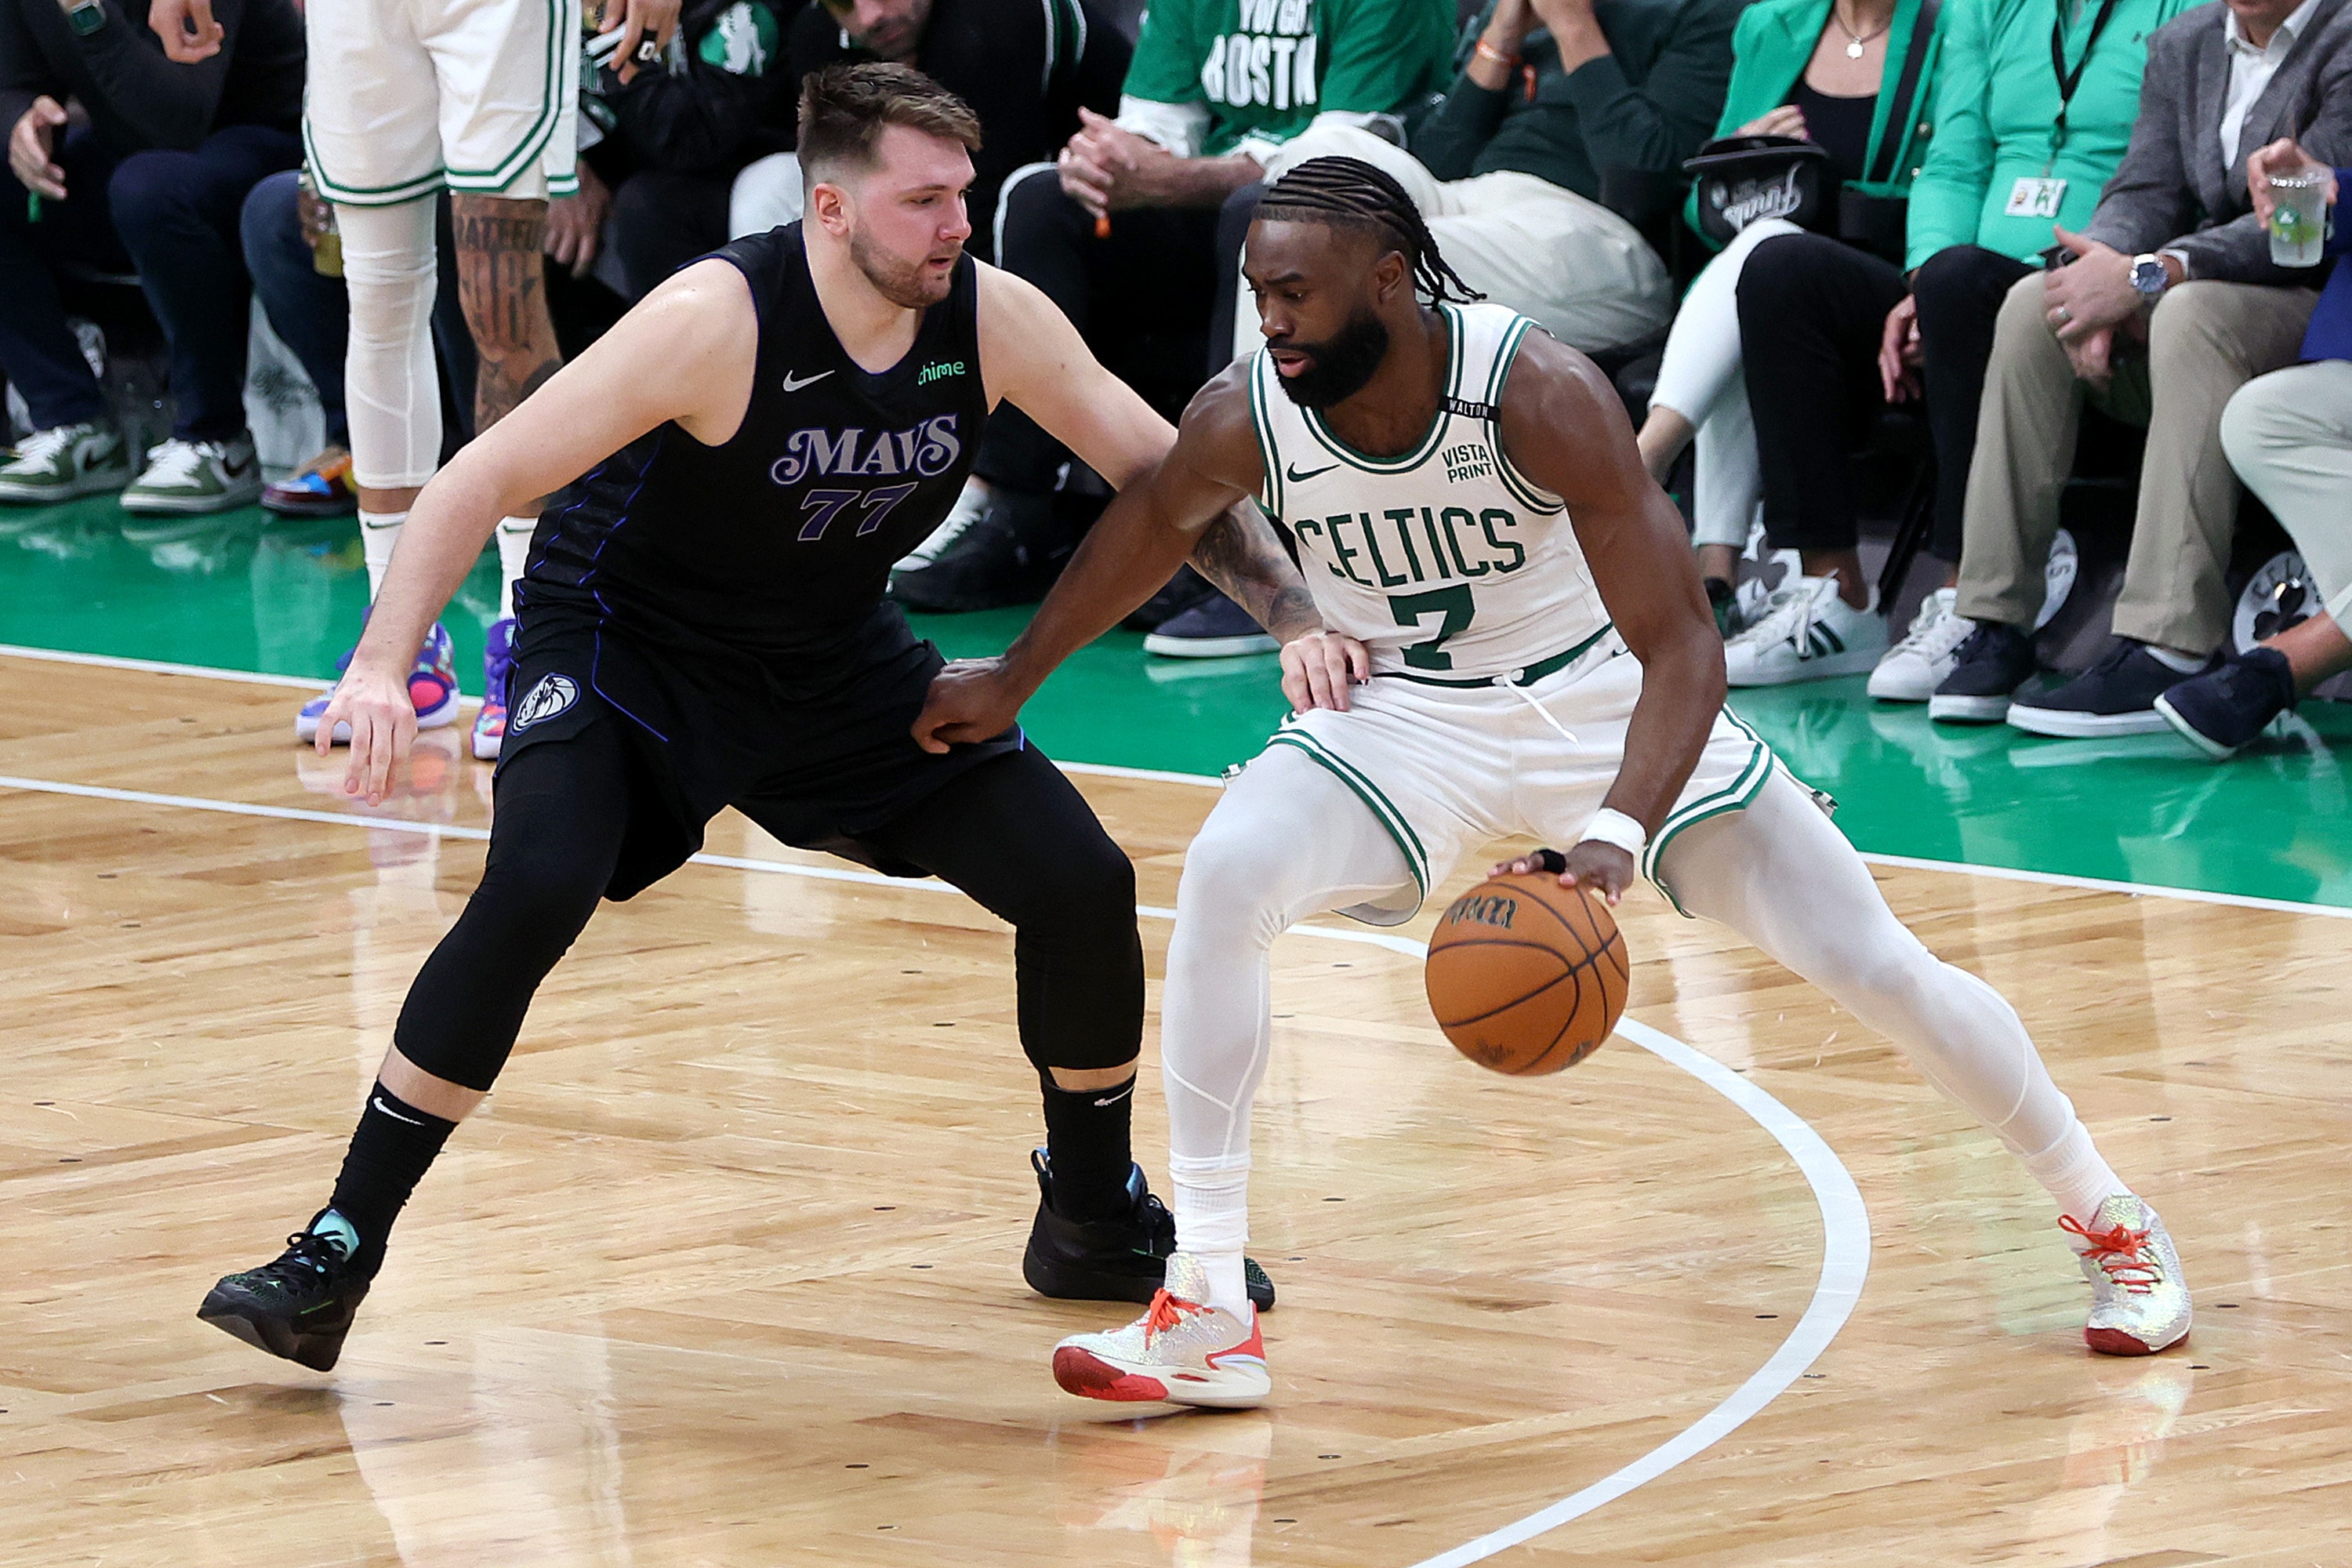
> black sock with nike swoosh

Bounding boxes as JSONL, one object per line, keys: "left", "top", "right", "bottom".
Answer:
{"left": 1039, "top": 1074, "right": 1137, "bottom": 1224}
{"left": 321, "top": 1083, "right": 459, "bottom": 1279}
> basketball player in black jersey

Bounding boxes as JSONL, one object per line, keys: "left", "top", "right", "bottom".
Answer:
{"left": 198, "top": 64, "right": 1312, "bottom": 1371}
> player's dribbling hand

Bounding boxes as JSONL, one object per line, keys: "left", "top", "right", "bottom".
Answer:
{"left": 910, "top": 657, "right": 1027, "bottom": 755}
{"left": 1279, "top": 628, "right": 1369, "bottom": 715}
{"left": 1490, "top": 843, "right": 1636, "bottom": 906}
{"left": 317, "top": 660, "right": 419, "bottom": 806}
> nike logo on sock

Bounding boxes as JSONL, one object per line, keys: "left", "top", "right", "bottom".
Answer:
{"left": 1092, "top": 1083, "right": 1136, "bottom": 1107}
{"left": 782, "top": 369, "right": 835, "bottom": 392}
{"left": 370, "top": 1094, "right": 424, "bottom": 1126}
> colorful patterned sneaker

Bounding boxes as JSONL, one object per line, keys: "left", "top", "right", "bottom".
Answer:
{"left": 1723, "top": 574, "right": 1887, "bottom": 687}
{"left": 296, "top": 620, "right": 461, "bottom": 743}
{"left": 472, "top": 617, "right": 516, "bottom": 760}
{"left": 1053, "top": 1252, "right": 1271, "bottom": 1408}
{"left": 261, "top": 445, "right": 358, "bottom": 518}
{"left": 197, "top": 1210, "right": 372, "bottom": 1371}
{"left": 120, "top": 433, "right": 264, "bottom": 514}
{"left": 0, "top": 420, "right": 131, "bottom": 503}
{"left": 2062, "top": 1195, "right": 2192, "bottom": 1356}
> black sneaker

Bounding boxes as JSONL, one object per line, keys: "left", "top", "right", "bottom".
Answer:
{"left": 1141, "top": 589, "right": 1279, "bottom": 658}
{"left": 888, "top": 487, "right": 1069, "bottom": 612}
{"left": 1928, "top": 622, "right": 2038, "bottom": 724}
{"left": 197, "top": 1214, "right": 370, "bottom": 1370}
{"left": 1022, "top": 1149, "right": 1274, "bottom": 1311}
{"left": 1122, "top": 564, "right": 1219, "bottom": 633}
{"left": 2154, "top": 645, "right": 2296, "bottom": 759}
{"left": 2006, "top": 639, "right": 2218, "bottom": 738}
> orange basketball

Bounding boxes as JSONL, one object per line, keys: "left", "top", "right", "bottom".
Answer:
{"left": 1425, "top": 872, "right": 1629, "bottom": 1075}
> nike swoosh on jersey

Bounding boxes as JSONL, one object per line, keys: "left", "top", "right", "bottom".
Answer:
{"left": 782, "top": 369, "right": 835, "bottom": 392}
{"left": 1285, "top": 461, "right": 1339, "bottom": 483}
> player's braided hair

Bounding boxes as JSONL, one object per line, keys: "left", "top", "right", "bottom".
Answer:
{"left": 1256, "top": 155, "right": 1485, "bottom": 306}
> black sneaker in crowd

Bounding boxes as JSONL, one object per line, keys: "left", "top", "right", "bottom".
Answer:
{"left": 1122, "top": 564, "right": 1219, "bottom": 633}
{"left": 1142, "top": 590, "right": 1279, "bottom": 659}
{"left": 2154, "top": 645, "right": 2296, "bottom": 759}
{"left": 197, "top": 1214, "right": 371, "bottom": 1371}
{"left": 1704, "top": 577, "right": 1740, "bottom": 639}
{"left": 2005, "top": 639, "right": 2219, "bottom": 738}
{"left": 1022, "top": 1149, "right": 1274, "bottom": 1311}
{"left": 1928, "top": 622, "right": 2038, "bottom": 724}
{"left": 889, "top": 486, "right": 1069, "bottom": 612}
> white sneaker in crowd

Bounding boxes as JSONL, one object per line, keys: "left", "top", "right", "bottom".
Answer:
{"left": 1723, "top": 574, "right": 1888, "bottom": 687}
{"left": 1867, "top": 586, "right": 1972, "bottom": 702}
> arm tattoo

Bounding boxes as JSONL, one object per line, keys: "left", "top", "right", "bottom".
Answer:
{"left": 1189, "top": 506, "right": 1322, "bottom": 643}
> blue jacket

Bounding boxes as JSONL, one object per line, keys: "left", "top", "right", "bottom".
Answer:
{"left": 2306, "top": 168, "right": 2352, "bottom": 362}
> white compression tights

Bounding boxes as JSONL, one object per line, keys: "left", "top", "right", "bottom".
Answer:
{"left": 335, "top": 198, "right": 442, "bottom": 493}
{"left": 1162, "top": 756, "right": 2125, "bottom": 1317}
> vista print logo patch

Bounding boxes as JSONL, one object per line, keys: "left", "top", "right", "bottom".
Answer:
{"left": 511, "top": 673, "right": 579, "bottom": 732}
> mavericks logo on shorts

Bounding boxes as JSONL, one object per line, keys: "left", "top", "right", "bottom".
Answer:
{"left": 510, "top": 673, "right": 579, "bottom": 733}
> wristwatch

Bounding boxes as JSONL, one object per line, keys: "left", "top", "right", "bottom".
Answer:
{"left": 2129, "top": 252, "right": 2171, "bottom": 303}
{"left": 64, "top": 0, "right": 104, "bottom": 35}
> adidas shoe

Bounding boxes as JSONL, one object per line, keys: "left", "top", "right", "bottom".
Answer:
{"left": 1023, "top": 1149, "right": 1274, "bottom": 1312}
{"left": 120, "top": 433, "right": 264, "bottom": 515}
{"left": 296, "top": 619, "right": 461, "bottom": 743}
{"left": 472, "top": 617, "right": 516, "bottom": 760}
{"left": 0, "top": 420, "right": 130, "bottom": 503}
{"left": 2061, "top": 1195, "right": 2191, "bottom": 1356}
{"left": 197, "top": 1211, "right": 372, "bottom": 1371}
{"left": 1052, "top": 1252, "right": 1270, "bottom": 1408}
{"left": 1723, "top": 574, "right": 1888, "bottom": 687}
{"left": 1867, "top": 587, "right": 1972, "bottom": 702}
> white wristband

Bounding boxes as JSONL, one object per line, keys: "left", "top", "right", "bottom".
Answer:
{"left": 1577, "top": 808, "right": 1647, "bottom": 858}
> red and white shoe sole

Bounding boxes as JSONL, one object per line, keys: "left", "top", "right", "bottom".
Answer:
{"left": 1052, "top": 1346, "right": 1270, "bottom": 1408}
{"left": 2086, "top": 1323, "right": 2190, "bottom": 1356}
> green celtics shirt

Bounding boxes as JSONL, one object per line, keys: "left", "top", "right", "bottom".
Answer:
{"left": 1124, "top": 0, "right": 1454, "bottom": 156}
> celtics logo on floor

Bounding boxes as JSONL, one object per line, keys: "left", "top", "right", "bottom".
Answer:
{"left": 510, "top": 673, "right": 579, "bottom": 732}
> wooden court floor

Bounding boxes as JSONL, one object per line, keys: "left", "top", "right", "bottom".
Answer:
{"left": 0, "top": 653, "right": 2346, "bottom": 1567}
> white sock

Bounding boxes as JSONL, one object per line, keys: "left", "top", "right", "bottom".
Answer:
{"left": 2143, "top": 642, "right": 2208, "bottom": 674}
{"left": 496, "top": 517, "right": 535, "bottom": 622}
{"left": 1170, "top": 1156, "right": 1252, "bottom": 1319}
{"left": 2021, "top": 1120, "right": 2127, "bottom": 1233}
{"left": 360, "top": 510, "right": 406, "bottom": 601}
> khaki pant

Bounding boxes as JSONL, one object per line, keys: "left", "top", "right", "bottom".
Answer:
{"left": 1236, "top": 125, "right": 1673, "bottom": 360}
{"left": 2220, "top": 359, "right": 2352, "bottom": 628}
{"left": 1957, "top": 274, "right": 2317, "bottom": 652}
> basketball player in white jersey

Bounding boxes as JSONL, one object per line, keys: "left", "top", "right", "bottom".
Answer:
{"left": 915, "top": 158, "right": 2193, "bottom": 1408}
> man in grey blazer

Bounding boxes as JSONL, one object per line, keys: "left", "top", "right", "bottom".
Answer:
{"left": 1931, "top": 0, "right": 2352, "bottom": 736}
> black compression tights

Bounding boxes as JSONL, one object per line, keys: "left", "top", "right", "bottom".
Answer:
{"left": 392, "top": 725, "right": 1145, "bottom": 1093}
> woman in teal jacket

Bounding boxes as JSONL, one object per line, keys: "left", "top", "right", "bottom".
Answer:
{"left": 1727, "top": 0, "right": 2198, "bottom": 699}
{"left": 1636, "top": 0, "right": 1943, "bottom": 639}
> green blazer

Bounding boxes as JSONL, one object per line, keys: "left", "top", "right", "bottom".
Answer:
{"left": 1682, "top": 0, "right": 1944, "bottom": 245}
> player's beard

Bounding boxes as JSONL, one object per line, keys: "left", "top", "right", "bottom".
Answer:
{"left": 1273, "top": 308, "right": 1392, "bottom": 408}
{"left": 849, "top": 225, "right": 957, "bottom": 310}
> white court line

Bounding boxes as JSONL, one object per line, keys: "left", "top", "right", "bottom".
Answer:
{"left": 0, "top": 767, "right": 1873, "bottom": 1556}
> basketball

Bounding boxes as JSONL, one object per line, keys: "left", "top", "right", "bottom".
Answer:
{"left": 1425, "top": 872, "right": 1629, "bottom": 1075}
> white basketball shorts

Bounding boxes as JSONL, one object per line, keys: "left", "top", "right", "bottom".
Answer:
{"left": 304, "top": 0, "right": 582, "bottom": 206}
{"left": 1254, "top": 637, "right": 1784, "bottom": 924}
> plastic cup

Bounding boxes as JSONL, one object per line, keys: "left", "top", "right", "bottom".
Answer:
{"left": 2267, "top": 167, "right": 2330, "bottom": 268}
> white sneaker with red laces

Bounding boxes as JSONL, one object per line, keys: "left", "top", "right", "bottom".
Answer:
{"left": 1052, "top": 1252, "right": 1269, "bottom": 1408}
{"left": 2062, "top": 1195, "right": 2192, "bottom": 1356}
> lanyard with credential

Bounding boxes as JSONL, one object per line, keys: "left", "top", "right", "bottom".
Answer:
{"left": 2046, "top": 0, "right": 2125, "bottom": 169}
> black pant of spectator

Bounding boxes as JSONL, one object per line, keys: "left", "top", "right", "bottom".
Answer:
{"left": 0, "top": 123, "right": 302, "bottom": 441}
{"left": 1909, "top": 245, "right": 2034, "bottom": 563}
{"left": 609, "top": 169, "right": 734, "bottom": 302}
{"left": 1737, "top": 232, "right": 1908, "bottom": 554}
{"left": 975, "top": 169, "right": 1221, "bottom": 493}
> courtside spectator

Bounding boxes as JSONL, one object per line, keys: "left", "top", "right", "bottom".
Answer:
{"left": 730, "top": 0, "right": 1127, "bottom": 267}
{"left": 1935, "top": 0, "right": 2352, "bottom": 739}
{"left": 2169, "top": 138, "right": 2352, "bottom": 754}
{"left": 1634, "top": 0, "right": 1940, "bottom": 647}
{"left": 890, "top": 0, "right": 1454, "bottom": 614}
{"left": 0, "top": 0, "right": 303, "bottom": 511}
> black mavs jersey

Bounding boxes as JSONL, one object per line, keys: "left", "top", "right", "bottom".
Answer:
{"left": 503, "top": 223, "right": 1020, "bottom": 897}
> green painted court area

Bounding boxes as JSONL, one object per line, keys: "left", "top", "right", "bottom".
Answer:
{"left": 5, "top": 498, "right": 2345, "bottom": 910}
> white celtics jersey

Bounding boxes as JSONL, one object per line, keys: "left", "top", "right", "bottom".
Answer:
{"left": 1247, "top": 303, "right": 1611, "bottom": 683}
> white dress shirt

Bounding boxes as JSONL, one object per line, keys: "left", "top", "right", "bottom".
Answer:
{"left": 2221, "top": 0, "right": 2325, "bottom": 170}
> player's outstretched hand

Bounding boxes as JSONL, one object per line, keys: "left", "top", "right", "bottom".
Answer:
{"left": 316, "top": 661, "right": 419, "bottom": 806}
{"left": 1280, "top": 629, "right": 1370, "bottom": 715}
{"left": 1490, "top": 843, "right": 1636, "bottom": 906}
{"left": 912, "top": 657, "right": 1027, "bottom": 755}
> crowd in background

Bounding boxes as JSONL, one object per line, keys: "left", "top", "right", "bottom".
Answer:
{"left": 0, "top": 0, "right": 2346, "bottom": 765}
